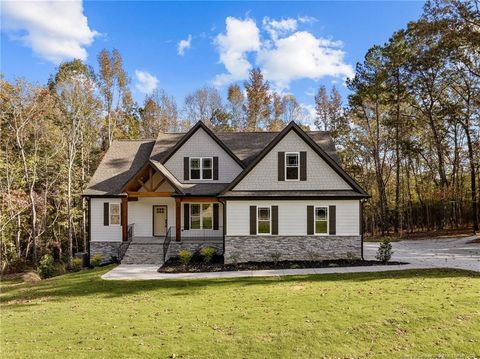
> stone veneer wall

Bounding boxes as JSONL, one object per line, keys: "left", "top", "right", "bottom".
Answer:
{"left": 90, "top": 241, "right": 130, "bottom": 263}
{"left": 166, "top": 241, "right": 224, "bottom": 262}
{"left": 224, "top": 236, "right": 361, "bottom": 264}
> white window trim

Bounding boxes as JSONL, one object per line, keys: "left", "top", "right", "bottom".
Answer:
{"left": 257, "top": 206, "right": 272, "bottom": 235}
{"left": 189, "top": 157, "right": 213, "bottom": 180}
{"left": 189, "top": 203, "right": 214, "bottom": 230}
{"left": 285, "top": 152, "right": 300, "bottom": 181}
{"left": 109, "top": 203, "right": 121, "bottom": 226}
{"left": 314, "top": 206, "right": 329, "bottom": 235}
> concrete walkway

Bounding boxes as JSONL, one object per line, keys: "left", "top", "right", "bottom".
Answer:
{"left": 102, "top": 235, "right": 479, "bottom": 280}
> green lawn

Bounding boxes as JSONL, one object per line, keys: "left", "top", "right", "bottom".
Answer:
{"left": 1, "top": 267, "right": 479, "bottom": 358}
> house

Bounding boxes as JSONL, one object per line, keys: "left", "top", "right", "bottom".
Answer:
{"left": 83, "top": 121, "right": 369, "bottom": 265}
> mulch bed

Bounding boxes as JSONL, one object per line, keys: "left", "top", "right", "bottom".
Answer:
{"left": 158, "top": 255, "right": 407, "bottom": 273}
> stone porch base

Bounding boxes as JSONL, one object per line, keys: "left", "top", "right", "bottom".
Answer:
{"left": 224, "top": 235, "right": 361, "bottom": 264}
{"left": 90, "top": 241, "right": 130, "bottom": 263}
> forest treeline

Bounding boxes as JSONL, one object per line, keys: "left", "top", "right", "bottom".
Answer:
{"left": 1, "top": 0, "right": 479, "bottom": 271}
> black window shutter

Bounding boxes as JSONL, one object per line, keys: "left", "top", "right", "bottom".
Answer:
{"left": 329, "top": 205, "right": 336, "bottom": 235}
{"left": 213, "top": 156, "right": 219, "bottom": 180}
{"left": 300, "top": 151, "right": 307, "bottom": 181}
{"left": 120, "top": 202, "right": 124, "bottom": 226}
{"left": 184, "top": 157, "right": 189, "bottom": 180}
{"left": 278, "top": 152, "right": 285, "bottom": 181}
{"left": 272, "top": 206, "right": 279, "bottom": 235}
{"left": 249, "top": 206, "right": 257, "bottom": 235}
{"left": 104, "top": 203, "right": 109, "bottom": 226}
{"left": 183, "top": 203, "right": 190, "bottom": 230}
{"left": 213, "top": 203, "right": 219, "bottom": 230}
{"left": 307, "top": 205, "right": 314, "bottom": 235}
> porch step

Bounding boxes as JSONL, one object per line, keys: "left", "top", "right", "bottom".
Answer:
{"left": 121, "top": 242, "right": 164, "bottom": 265}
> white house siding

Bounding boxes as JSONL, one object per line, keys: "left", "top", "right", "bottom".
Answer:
{"left": 164, "top": 127, "right": 243, "bottom": 183}
{"left": 91, "top": 198, "right": 122, "bottom": 242}
{"left": 128, "top": 197, "right": 176, "bottom": 238}
{"left": 233, "top": 130, "right": 352, "bottom": 191}
{"left": 226, "top": 200, "right": 360, "bottom": 236}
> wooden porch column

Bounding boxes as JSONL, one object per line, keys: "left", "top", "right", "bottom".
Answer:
{"left": 121, "top": 197, "right": 128, "bottom": 241}
{"left": 175, "top": 198, "right": 181, "bottom": 242}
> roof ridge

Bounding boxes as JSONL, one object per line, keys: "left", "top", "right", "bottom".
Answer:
{"left": 114, "top": 138, "right": 156, "bottom": 142}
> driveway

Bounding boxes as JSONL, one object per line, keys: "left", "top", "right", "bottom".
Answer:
{"left": 364, "top": 235, "right": 480, "bottom": 272}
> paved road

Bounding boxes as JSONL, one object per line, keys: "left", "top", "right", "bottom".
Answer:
{"left": 364, "top": 235, "right": 480, "bottom": 272}
{"left": 103, "top": 236, "right": 479, "bottom": 280}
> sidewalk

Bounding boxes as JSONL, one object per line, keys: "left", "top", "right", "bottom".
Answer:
{"left": 102, "top": 235, "right": 479, "bottom": 280}
{"left": 102, "top": 263, "right": 434, "bottom": 280}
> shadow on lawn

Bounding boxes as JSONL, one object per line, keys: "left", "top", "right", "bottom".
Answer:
{"left": 1, "top": 266, "right": 478, "bottom": 306}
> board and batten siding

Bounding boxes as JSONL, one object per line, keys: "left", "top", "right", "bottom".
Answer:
{"left": 226, "top": 200, "right": 360, "bottom": 236}
{"left": 233, "top": 130, "right": 352, "bottom": 191}
{"left": 128, "top": 197, "right": 176, "bottom": 238}
{"left": 90, "top": 198, "right": 122, "bottom": 242}
{"left": 164, "top": 127, "right": 243, "bottom": 183}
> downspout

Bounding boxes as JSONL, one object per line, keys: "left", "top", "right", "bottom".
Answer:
{"left": 87, "top": 197, "right": 91, "bottom": 264}
{"left": 360, "top": 200, "right": 364, "bottom": 261}
{"left": 220, "top": 199, "right": 226, "bottom": 255}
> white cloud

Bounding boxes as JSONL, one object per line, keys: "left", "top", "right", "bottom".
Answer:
{"left": 298, "top": 15, "right": 318, "bottom": 24}
{"left": 1, "top": 0, "right": 98, "bottom": 64}
{"left": 262, "top": 17, "right": 297, "bottom": 41}
{"left": 177, "top": 34, "right": 192, "bottom": 56}
{"left": 134, "top": 70, "right": 158, "bottom": 94}
{"left": 213, "top": 16, "right": 353, "bottom": 91}
{"left": 213, "top": 17, "right": 260, "bottom": 86}
{"left": 257, "top": 31, "right": 354, "bottom": 90}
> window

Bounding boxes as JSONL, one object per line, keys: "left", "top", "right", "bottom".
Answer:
{"left": 285, "top": 152, "right": 299, "bottom": 180}
{"left": 257, "top": 206, "right": 271, "bottom": 234}
{"left": 110, "top": 203, "right": 120, "bottom": 225}
{"left": 190, "top": 157, "right": 213, "bottom": 180}
{"left": 190, "top": 203, "right": 213, "bottom": 229}
{"left": 315, "top": 207, "right": 328, "bottom": 234}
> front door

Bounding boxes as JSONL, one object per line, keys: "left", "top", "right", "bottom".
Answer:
{"left": 153, "top": 205, "right": 167, "bottom": 236}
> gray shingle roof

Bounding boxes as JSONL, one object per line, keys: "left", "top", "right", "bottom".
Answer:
{"left": 220, "top": 190, "right": 368, "bottom": 198}
{"left": 83, "top": 140, "right": 155, "bottom": 196}
{"left": 84, "top": 128, "right": 342, "bottom": 196}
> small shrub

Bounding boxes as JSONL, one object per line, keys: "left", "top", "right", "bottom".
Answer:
{"left": 91, "top": 254, "right": 102, "bottom": 267}
{"left": 71, "top": 258, "right": 83, "bottom": 272}
{"left": 307, "top": 251, "right": 320, "bottom": 262}
{"left": 37, "top": 254, "right": 55, "bottom": 279}
{"left": 229, "top": 254, "right": 240, "bottom": 267}
{"left": 200, "top": 247, "right": 216, "bottom": 263}
{"left": 271, "top": 252, "right": 281, "bottom": 265}
{"left": 346, "top": 252, "right": 357, "bottom": 263}
{"left": 178, "top": 249, "right": 193, "bottom": 268}
{"left": 376, "top": 237, "right": 393, "bottom": 263}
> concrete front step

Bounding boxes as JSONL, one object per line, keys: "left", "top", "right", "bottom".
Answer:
{"left": 121, "top": 243, "right": 164, "bottom": 265}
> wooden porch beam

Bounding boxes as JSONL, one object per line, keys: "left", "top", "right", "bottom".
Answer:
{"left": 126, "top": 191, "right": 173, "bottom": 197}
{"left": 175, "top": 198, "right": 181, "bottom": 242}
{"left": 152, "top": 178, "right": 166, "bottom": 192}
{"left": 121, "top": 197, "right": 128, "bottom": 241}
{"left": 180, "top": 197, "right": 220, "bottom": 203}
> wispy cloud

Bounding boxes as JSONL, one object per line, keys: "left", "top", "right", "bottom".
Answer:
{"left": 177, "top": 34, "right": 192, "bottom": 56}
{"left": 1, "top": 0, "right": 98, "bottom": 64}
{"left": 134, "top": 70, "right": 158, "bottom": 94}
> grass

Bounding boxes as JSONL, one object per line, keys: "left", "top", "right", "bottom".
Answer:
{"left": 1, "top": 267, "right": 479, "bottom": 358}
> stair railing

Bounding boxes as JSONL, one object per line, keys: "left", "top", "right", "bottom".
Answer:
{"left": 163, "top": 226, "right": 173, "bottom": 262}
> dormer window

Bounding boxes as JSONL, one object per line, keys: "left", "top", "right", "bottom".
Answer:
{"left": 285, "top": 152, "right": 299, "bottom": 181}
{"left": 190, "top": 157, "right": 212, "bottom": 180}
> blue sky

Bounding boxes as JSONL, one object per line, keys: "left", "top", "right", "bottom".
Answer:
{"left": 1, "top": 1, "right": 424, "bottom": 123}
